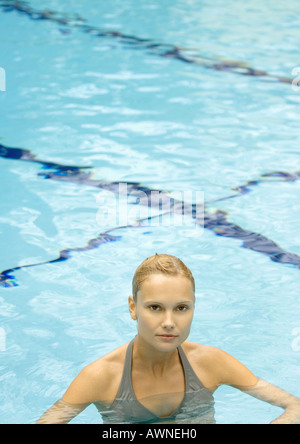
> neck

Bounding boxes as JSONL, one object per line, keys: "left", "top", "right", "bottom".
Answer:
{"left": 132, "top": 335, "right": 180, "bottom": 375}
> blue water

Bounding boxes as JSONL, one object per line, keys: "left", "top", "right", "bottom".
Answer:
{"left": 0, "top": 0, "right": 299, "bottom": 424}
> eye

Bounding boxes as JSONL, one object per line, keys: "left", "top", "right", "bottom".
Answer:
{"left": 149, "top": 304, "right": 161, "bottom": 311}
{"left": 177, "top": 305, "right": 189, "bottom": 312}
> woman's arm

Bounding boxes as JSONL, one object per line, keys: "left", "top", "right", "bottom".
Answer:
{"left": 36, "top": 399, "right": 89, "bottom": 424}
{"left": 238, "top": 378, "right": 300, "bottom": 424}
{"left": 208, "top": 348, "right": 300, "bottom": 423}
{"left": 36, "top": 363, "right": 104, "bottom": 424}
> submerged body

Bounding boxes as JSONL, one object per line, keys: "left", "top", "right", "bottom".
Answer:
{"left": 36, "top": 335, "right": 300, "bottom": 425}
{"left": 99, "top": 338, "right": 215, "bottom": 424}
{"left": 37, "top": 255, "right": 300, "bottom": 424}
{"left": 35, "top": 337, "right": 237, "bottom": 424}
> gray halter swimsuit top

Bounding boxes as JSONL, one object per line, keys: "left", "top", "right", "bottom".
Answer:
{"left": 100, "top": 339, "right": 215, "bottom": 424}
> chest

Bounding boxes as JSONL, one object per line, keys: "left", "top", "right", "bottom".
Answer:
{"left": 131, "top": 365, "right": 185, "bottom": 417}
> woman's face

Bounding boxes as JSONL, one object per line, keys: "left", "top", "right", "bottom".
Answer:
{"left": 129, "top": 274, "right": 195, "bottom": 351}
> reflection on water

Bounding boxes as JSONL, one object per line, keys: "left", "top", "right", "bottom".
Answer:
{"left": 36, "top": 380, "right": 300, "bottom": 424}
{"left": 36, "top": 391, "right": 216, "bottom": 424}
{"left": 95, "top": 389, "right": 216, "bottom": 424}
{"left": 36, "top": 399, "right": 89, "bottom": 424}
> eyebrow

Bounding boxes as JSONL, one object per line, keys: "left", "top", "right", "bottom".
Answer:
{"left": 144, "top": 300, "right": 193, "bottom": 305}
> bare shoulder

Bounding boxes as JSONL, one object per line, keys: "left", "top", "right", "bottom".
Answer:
{"left": 181, "top": 341, "right": 258, "bottom": 389}
{"left": 85, "top": 342, "right": 128, "bottom": 376}
{"left": 181, "top": 341, "right": 226, "bottom": 370}
{"left": 63, "top": 342, "right": 129, "bottom": 404}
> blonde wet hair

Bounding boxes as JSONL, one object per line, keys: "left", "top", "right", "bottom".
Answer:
{"left": 132, "top": 253, "right": 195, "bottom": 302}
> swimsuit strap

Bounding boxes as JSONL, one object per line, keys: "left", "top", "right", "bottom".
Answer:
{"left": 177, "top": 345, "right": 206, "bottom": 392}
{"left": 113, "top": 339, "right": 135, "bottom": 401}
{"left": 114, "top": 339, "right": 204, "bottom": 401}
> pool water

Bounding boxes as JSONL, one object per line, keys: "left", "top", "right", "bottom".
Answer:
{"left": 0, "top": 0, "right": 299, "bottom": 424}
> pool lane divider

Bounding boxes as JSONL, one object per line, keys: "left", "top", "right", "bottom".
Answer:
{"left": 0, "top": 0, "right": 293, "bottom": 85}
{"left": 0, "top": 143, "right": 299, "bottom": 288}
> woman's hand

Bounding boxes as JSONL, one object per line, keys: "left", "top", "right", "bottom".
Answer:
{"left": 269, "top": 399, "right": 300, "bottom": 424}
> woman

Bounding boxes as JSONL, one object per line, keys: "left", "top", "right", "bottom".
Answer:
{"left": 37, "top": 254, "right": 300, "bottom": 424}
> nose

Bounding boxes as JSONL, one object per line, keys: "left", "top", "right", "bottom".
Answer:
{"left": 161, "top": 311, "right": 175, "bottom": 330}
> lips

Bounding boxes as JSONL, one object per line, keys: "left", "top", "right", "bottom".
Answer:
{"left": 156, "top": 334, "right": 178, "bottom": 340}
{"left": 157, "top": 334, "right": 177, "bottom": 337}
